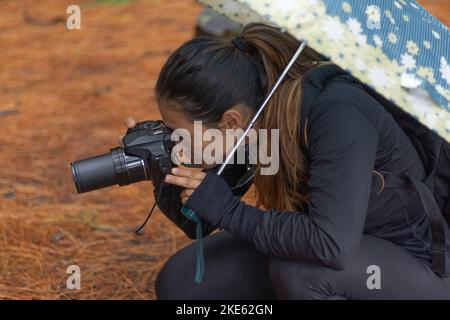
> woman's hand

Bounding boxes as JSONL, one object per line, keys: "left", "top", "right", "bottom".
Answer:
{"left": 118, "top": 116, "right": 137, "bottom": 146}
{"left": 164, "top": 167, "right": 206, "bottom": 204}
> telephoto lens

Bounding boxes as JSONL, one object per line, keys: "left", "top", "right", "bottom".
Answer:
{"left": 70, "top": 147, "right": 148, "bottom": 193}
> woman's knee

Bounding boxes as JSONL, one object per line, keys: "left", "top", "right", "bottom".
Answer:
{"left": 155, "top": 232, "right": 253, "bottom": 299}
{"left": 268, "top": 255, "right": 345, "bottom": 300}
{"left": 154, "top": 255, "right": 179, "bottom": 300}
{"left": 155, "top": 245, "right": 196, "bottom": 300}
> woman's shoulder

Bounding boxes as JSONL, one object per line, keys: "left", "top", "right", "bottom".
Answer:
{"left": 302, "top": 64, "right": 381, "bottom": 122}
{"left": 307, "top": 75, "right": 388, "bottom": 134}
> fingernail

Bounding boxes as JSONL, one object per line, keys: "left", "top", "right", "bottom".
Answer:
{"left": 172, "top": 168, "right": 179, "bottom": 174}
{"left": 165, "top": 175, "right": 172, "bottom": 181}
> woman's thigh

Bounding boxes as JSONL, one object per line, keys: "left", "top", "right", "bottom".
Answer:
{"left": 269, "top": 234, "right": 450, "bottom": 300}
{"left": 155, "top": 231, "right": 276, "bottom": 300}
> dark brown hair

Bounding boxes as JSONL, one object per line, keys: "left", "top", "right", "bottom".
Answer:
{"left": 156, "top": 22, "right": 324, "bottom": 211}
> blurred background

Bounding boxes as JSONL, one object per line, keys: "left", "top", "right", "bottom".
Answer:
{"left": 0, "top": 0, "right": 448, "bottom": 299}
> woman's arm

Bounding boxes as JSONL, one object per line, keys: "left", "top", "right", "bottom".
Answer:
{"left": 154, "top": 164, "right": 254, "bottom": 239}
{"left": 184, "top": 100, "right": 379, "bottom": 270}
{"left": 153, "top": 183, "right": 216, "bottom": 239}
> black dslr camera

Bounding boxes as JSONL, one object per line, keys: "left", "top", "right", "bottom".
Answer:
{"left": 71, "top": 120, "right": 175, "bottom": 193}
{"left": 71, "top": 120, "right": 256, "bottom": 195}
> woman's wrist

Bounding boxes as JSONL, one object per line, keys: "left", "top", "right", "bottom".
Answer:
{"left": 185, "top": 172, "right": 264, "bottom": 241}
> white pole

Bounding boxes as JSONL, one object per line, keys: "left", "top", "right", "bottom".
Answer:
{"left": 217, "top": 41, "right": 307, "bottom": 175}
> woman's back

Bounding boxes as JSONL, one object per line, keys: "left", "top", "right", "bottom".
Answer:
{"left": 303, "top": 64, "right": 431, "bottom": 264}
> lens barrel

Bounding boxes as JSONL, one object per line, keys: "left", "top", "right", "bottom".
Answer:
{"left": 70, "top": 147, "right": 148, "bottom": 193}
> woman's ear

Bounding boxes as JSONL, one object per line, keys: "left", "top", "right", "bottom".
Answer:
{"left": 218, "top": 105, "right": 251, "bottom": 131}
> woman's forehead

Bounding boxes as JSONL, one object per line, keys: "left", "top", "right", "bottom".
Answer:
{"left": 158, "top": 102, "right": 191, "bottom": 130}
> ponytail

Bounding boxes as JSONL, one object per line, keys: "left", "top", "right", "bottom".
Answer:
{"left": 240, "top": 23, "right": 323, "bottom": 211}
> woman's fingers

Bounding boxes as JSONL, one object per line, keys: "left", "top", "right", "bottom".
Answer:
{"left": 164, "top": 174, "right": 201, "bottom": 189}
{"left": 118, "top": 134, "right": 125, "bottom": 146}
{"left": 171, "top": 167, "right": 206, "bottom": 180}
{"left": 180, "top": 189, "right": 194, "bottom": 198}
{"left": 119, "top": 117, "right": 137, "bottom": 146}
{"left": 172, "top": 169, "right": 204, "bottom": 204}
{"left": 180, "top": 189, "right": 194, "bottom": 204}
{"left": 164, "top": 168, "right": 206, "bottom": 189}
{"left": 125, "top": 116, "right": 136, "bottom": 128}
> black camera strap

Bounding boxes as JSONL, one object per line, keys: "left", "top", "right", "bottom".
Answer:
{"left": 135, "top": 181, "right": 165, "bottom": 234}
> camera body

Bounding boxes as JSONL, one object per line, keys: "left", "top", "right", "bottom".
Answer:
{"left": 122, "top": 119, "right": 175, "bottom": 178}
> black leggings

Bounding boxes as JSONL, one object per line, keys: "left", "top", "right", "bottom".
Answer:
{"left": 155, "top": 231, "right": 450, "bottom": 299}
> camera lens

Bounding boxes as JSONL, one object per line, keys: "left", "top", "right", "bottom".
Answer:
{"left": 70, "top": 147, "right": 148, "bottom": 193}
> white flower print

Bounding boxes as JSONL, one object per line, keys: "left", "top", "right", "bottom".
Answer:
{"left": 406, "top": 40, "right": 419, "bottom": 55}
{"left": 400, "top": 53, "right": 416, "bottom": 70}
{"left": 373, "top": 35, "right": 383, "bottom": 48}
{"left": 354, "top": 57, "right": 366, "bottom": 71}
{"left": 347, "top": 17, "right": 362, "bottom": 34}
{"left": 355, "top": 33, "right": 367, "bottom": 46}
{"left": 322, "top": 17, "right": 343, "bottom": 41}
{"left": 418, "top": 67, "right": 436, "bottom": 84}
{"left": 342, "top": 2, "right": 351, "bottom": 13}
{"left": 388, "top": 33, "right": 397, "bottom": 44}
{"left": 366, "top": 5, "right": 381, "bottom": 21}
{"left": 345, "top": 18, "right": 367, "bottom": 46}
{"left": 368, "top": 66, "right": 391, "bottom": 88}
{"left": 440, "top": 56, "right": 450, "bottom": 86}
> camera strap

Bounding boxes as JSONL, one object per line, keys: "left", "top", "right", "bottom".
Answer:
{"left": 180, "top": 206, "right": 205, "bottom": 284}
{"left": 135, "top": 183, "right": 165, "bottom": 234}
